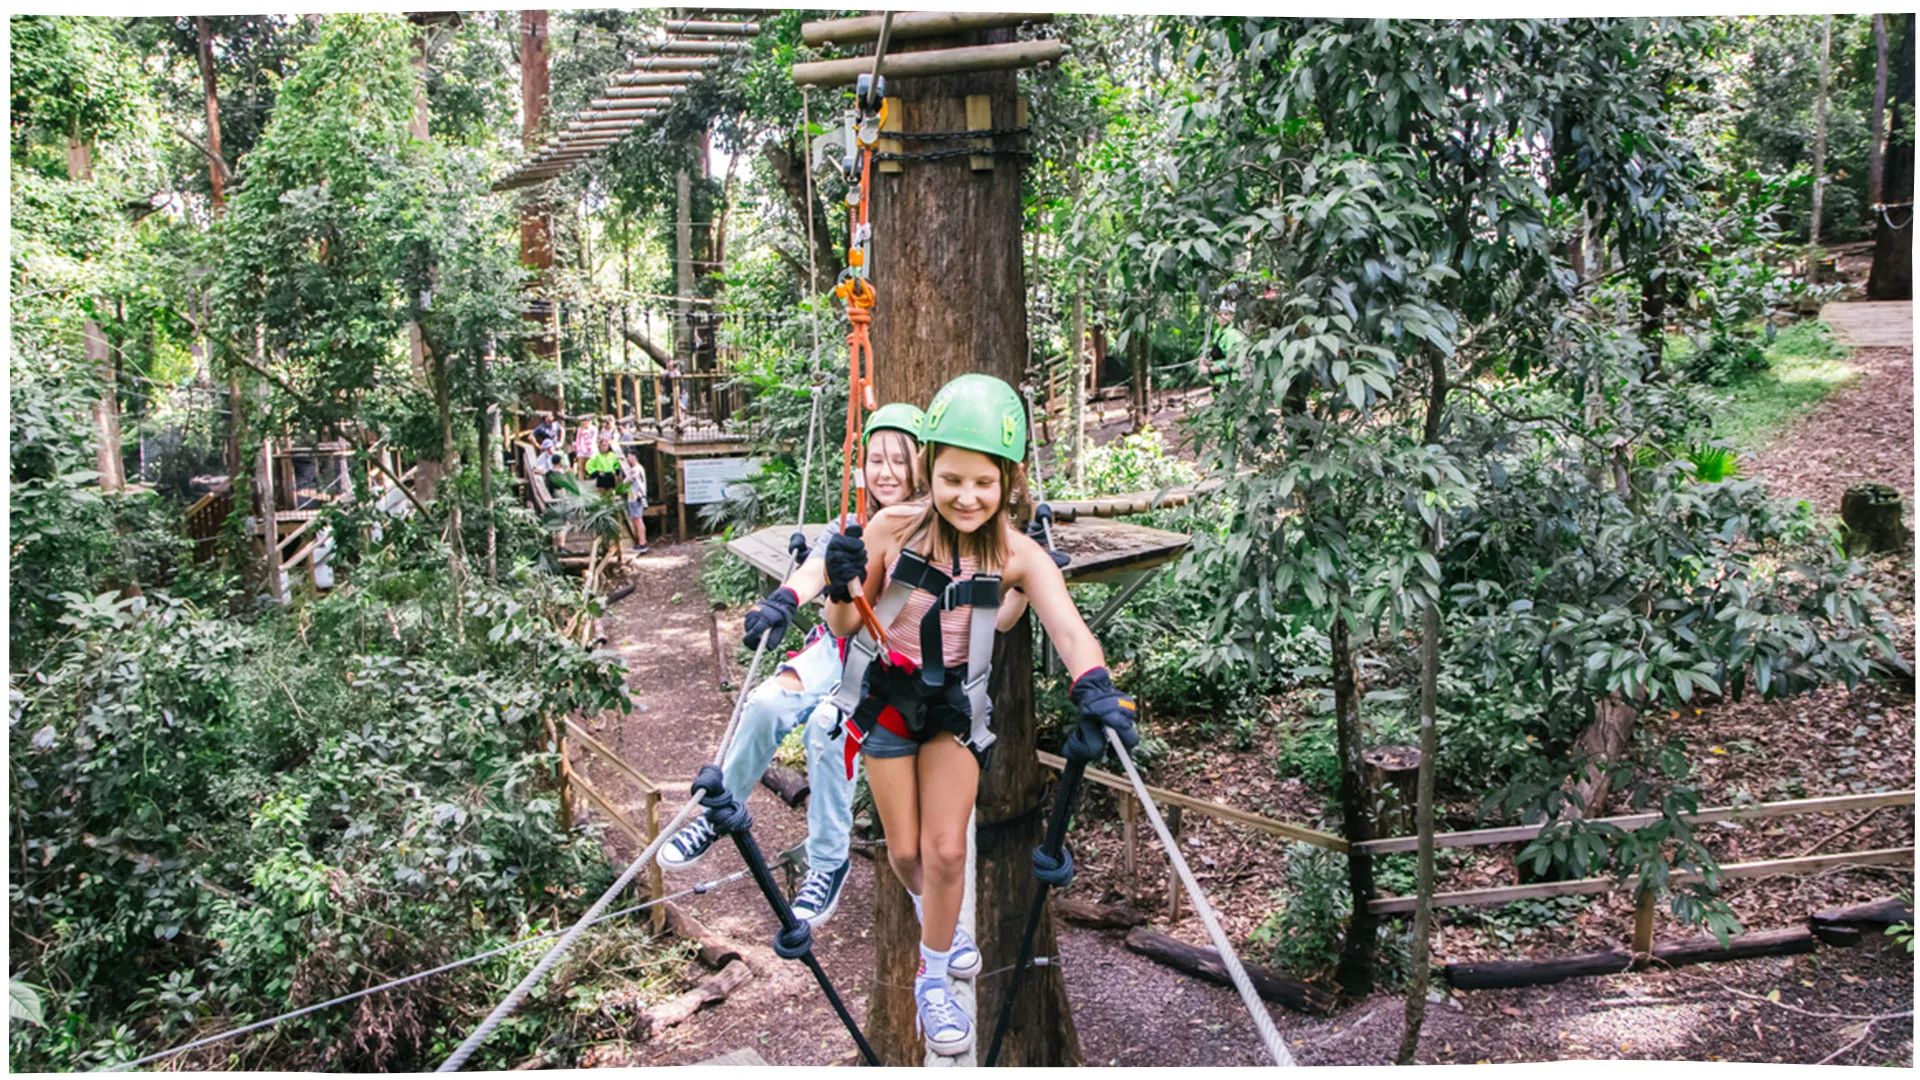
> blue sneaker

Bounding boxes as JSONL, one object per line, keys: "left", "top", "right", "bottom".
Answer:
{"left": 948, "top": 927, "right": 981, "bottom": 980}
{"left": 657, "top": 815, "right": 719, "bottom": 872}
{"left": 790, "top": 862, "right": 849, "bottom": 928}
{"left": 914, "top": 971, "right": 973, "bottom": 1057}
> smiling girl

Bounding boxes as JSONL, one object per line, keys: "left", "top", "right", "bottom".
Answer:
{"left": 819, "top": 374, "right": 1138, "bottom": 1057}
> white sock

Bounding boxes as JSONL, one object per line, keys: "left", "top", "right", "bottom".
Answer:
{"left": 919, "top": 941, "right": 951, "bottom": 984}
{"left": 908, "top": 889, "right": 924, "bottom": 925}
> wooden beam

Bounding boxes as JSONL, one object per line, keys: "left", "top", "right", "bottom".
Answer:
{"left": 791, "top": 39, "right": 1064, "bottom": 88}
{"left": 1356, "top": 789, "right": 1915, "bottom": 856}
{"left": 1369, "top": 846, "right": 1914, "bottom": 915}
{"left": 563, "top": 716, "right": 658, "bottom": 793}
{"left": 1444, "top": 926, "right": 1817, "bottom": 991}
{"left": 587, "top": 96, "right": 676, "bottom": 111}
{"left": 657, "top": 39, "right": 749, "bottom": 54}
{"left": 614, "top": 57, "right": 720, "bottom": 75}
{"left": 607, "top": 72, "right": 706, "bottom": 88}
{"left": 801, "top": 11, "right": 1051, "bottom": 46}
{"left": 1125, "top": 927, "right": 1337, "bottom": 1014}
{"left": 1036, "top": 750, "right": 1347, "bottom": 851}
{"left": 568, "top": 769, "right": 644, "bottom": 844}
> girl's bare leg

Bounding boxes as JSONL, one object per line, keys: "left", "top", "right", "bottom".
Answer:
{"left": 914, "top": 736, "right": 979, "bottom": 952}
{"left": 865, "top": 753, "right": 923, "bottom": 899}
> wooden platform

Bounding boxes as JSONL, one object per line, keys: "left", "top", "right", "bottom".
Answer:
{"left": 690, "top": 1048, "right": 769, "bottom": 1066}
{"left": 728, "top": 517, "right": 1190, "bottom": 587}
{"left": 1819, "top": 300, "right": 1913, "bottom": 348}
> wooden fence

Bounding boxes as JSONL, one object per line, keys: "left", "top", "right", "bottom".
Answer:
{"left": 561, "top": 716, "right": 667, "bottom": 929}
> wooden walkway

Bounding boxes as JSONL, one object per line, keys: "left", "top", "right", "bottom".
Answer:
{"left": 1819, "top": 300, "right": 1912, "bottom": 348}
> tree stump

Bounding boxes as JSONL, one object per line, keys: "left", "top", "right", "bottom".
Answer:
{"left": 1841, "top": 482, "right": 1909, "bottom": 555}
{"left": 1362, "top": 744, "right": 1422, "bottom": 839}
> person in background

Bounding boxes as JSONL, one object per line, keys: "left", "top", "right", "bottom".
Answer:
{"left": 585, "top": 437, "right": 622, "bottom": 494}
{"left": 621, "top": 448, "right": 649, "bottom": 555}
{"left": 573, "top": 415, "right": 598, "bottom": 477}
{"left": 531, "top": 411, "right": 560, "bottom": 449}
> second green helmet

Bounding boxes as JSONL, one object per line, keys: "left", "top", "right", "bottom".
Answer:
{"left": 922, "top": 374, "right": 1027, "bottom": 463}
{"left": 863, "top": 402, "right": 925, "bottom": 446}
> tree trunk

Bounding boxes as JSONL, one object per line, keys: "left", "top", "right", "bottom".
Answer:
{"left": 676, "top": 165, "right": 694, "bottom": 367}
{"left": 1841, "top": 481, "right": 1909, "bottom": 554}
{"left": 1330, "top": 614, "right": 1378, "bottom": 998}
{"left": 866, "top": 30, "right": 1079, "bottom": 1064}
{"left": 1812, "top": 15, "right": 1832, "bottom": 245}
{"left": 410, "top": 23, "right": 443, "bottom": 502}
{"left": 1871, "top": 15, "right": 1890, "bottom": 209}
{"left": 1398, "top": 349, "right": 1448, "bottom": 1064}
{"left": 195, "top": 16, "right": 227, "bottom": 212}
{"left": 519, "top": 10, "right": 556, "bottom": 364}
{"left": 1129, "top": 315, "right": 1149, "bottom": 431}
{"left": 1870, "top": 14, "right": 1915, "bottom": 300}
{"left": 69, "top": 136, "right": 124, "bottom": 492}
{"left": 622, "top": 327, "right": 673, "bottom": 368}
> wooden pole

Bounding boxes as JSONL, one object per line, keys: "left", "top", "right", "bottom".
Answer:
{"left": 1631, "top": 888, "right": 1657, "bottom": 963}
{"left": 1871, "top": 14, "right": 1891, "bottom": 209}
{"left": 647, "top": 789, "right": 666, "bottom": 931}
{"left": 802, "top": 11, "right": 1050, "bottom": 46}
{"left": 1122, "top": 791, "right": 1139, "bottom": 905}
{"left": 790, "top": 40, "right": 1064, "bottom": 89}
{"left": 1165, "top": 805, "right": 1183, "bottom": 926}
{"left": 1071, "top": 279, "right": 1086, "bottom": 491}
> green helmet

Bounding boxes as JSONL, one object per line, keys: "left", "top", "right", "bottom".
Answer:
{"left": 922, "top": 374, "right": 1027, "bottom": 463}
{"left": 863, "top": 402, "right": 925, "bottom": 446}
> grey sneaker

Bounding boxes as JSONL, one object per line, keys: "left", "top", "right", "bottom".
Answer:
{"left": 657, "top": 815, "right": 720, "bottom": 872}
{"left": 790, "top": 862, "right": 849, "bottom": 928}
{"left": 948, "top": 927, "right": 981, "bottom": 980}
{"left": 914, "top": 972, "right": 973, "bottom": 1057}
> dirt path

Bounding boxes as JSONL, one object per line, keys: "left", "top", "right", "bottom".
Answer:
{"left": 1744, "top": 344, "right": 1915, "bottom": 512}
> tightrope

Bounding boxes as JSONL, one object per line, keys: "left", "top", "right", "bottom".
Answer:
{"left": 100, "top": 870, "right": 750, "bottom": 1073}
{"left": 1106, "top": 728, "right": 1298, "bottom": 1067}
{"left": 437, "top": 640, "right": 776, "bottom": 1071}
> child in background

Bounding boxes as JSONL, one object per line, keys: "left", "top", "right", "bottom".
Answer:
{"left": 586, "top": 438, "right": 622, "bottom": 493}
{"left": 621, "top": 448, "right": 649, "bottom": 555}
{"left": 573, "top": 416, "right": 598, "bottom": 476}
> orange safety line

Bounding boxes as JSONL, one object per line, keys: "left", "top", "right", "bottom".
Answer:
{"left": 834, "top": 136, "right": 886, "bottom": 646}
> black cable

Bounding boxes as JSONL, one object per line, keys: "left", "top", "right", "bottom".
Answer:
{"left": 983, "top": 756, "right": 1089, "bottom": 1067}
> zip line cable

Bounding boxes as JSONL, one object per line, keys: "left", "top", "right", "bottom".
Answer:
{"left": 101, "top": 870, "right": 751, "bottom": 1073}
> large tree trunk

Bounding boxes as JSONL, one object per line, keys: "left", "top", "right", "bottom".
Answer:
{"left": 70, "top": 136, "right": 124, "bottom": 492}
{"left": 1871, "top": 15, "right": 1890, "bottom": 209}
{"left": 195, "top": 16, "right": 227, "bottom": 212}
{"left": 519, "top": 10, "right": 557, "bottom": 374}
{"left": 410, "top": 23, "right": 443, "bottom": 505}
{"left": 866, "top": 29, "right": 1079, "bottom": 1065}
{"left": 1870, "top": 14, "right": 1915, "bottom": 300}
{"left": 1330, "top": 614, "right": 1378, "bottom": 998}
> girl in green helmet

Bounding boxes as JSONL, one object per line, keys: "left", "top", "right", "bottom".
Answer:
{"left": 819, "top": 374, "right": 1139, "bottom": 1058}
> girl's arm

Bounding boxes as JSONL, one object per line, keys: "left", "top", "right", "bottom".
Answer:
{"left": 821, "top": 511, "right": 901, "bottom": 638}
{"left": 782, "top": 556, "right": 830, "bottom": 607}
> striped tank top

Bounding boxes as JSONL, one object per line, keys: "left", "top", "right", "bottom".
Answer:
{"left": 883, "top": 547, "right": 980, "bottom": 670}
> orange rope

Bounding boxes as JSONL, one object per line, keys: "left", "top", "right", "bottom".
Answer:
{"left": 833, "top": 134, "right": 886, "bottom": 645}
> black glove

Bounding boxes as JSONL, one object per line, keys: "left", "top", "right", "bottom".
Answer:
{"left": 743, "top": 587, "right": 799, "bottom": 650}
{"left": 1026, "top": 503, "right": 1070, "bottom": 568}
{"left": 1063, "top": 666, "right": 1139, "bottom": 763}
{"left": 824, "top": 524, "right": 868, "bottom": 603}
{"left": 787, "top": 529, "right": 811, "bottom": 567}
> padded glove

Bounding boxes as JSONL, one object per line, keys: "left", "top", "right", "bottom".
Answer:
{"left": 824, "top": 524, "right": 868, "bottom": 603}
{"left": 743, "top": 587, "right": 800, "bottom": 650}
{"left": 1026, "top": 503, "right": 1070, "bottom": 567}
{"left": 1063, "top": 666, "right": 1139, "bottom": 763}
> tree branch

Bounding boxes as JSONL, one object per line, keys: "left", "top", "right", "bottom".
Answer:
{"left": 172, "top": 126, "right": 229, "bottom": 180}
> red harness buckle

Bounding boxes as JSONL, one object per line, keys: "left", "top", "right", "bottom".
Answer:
{"left": 842, "top": 704, "right": 912, "bottom": 780}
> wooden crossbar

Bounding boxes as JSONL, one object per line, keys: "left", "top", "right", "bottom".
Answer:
{"left": 801, "top": 11, "right": 1049, "bottom": 46}
{"left": 791, "top": 40, "right": 1064, "bottom": 88}
{"left": 564, "top": 717, "right": 658, "bottom": 794}
{"left": 1036, "top": 751, "right": 1346, "bottom": 852}
{"left": 1356, "top": 789, "right": 1915, "bottom": 856}
{"left": 568, "top": 766, "right": 644, "bottom": 844}
{"left": 1368, "top": 846, "right": 1915, "bottom": 915}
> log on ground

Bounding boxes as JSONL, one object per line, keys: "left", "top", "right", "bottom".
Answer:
{"left": 1123, "top": 927, "right": 1336, "bottom": 1014}
{"left": 760, "top": 765, "right": 810, "bottom": 807}
{"left": 643, "top": 959, "right": 752, "bottom": 1032}
{"left": 1053, "top": 895, "right": 1147, "bottom": 930}
{"left": 1809, "top": 896, "right": 1915, "bottom": 947}
{"left": 1447, "top": 926, "right": 1818, "bottom": 990}
{"left": 662, "top": 899, "right": 745, "bottom": 970}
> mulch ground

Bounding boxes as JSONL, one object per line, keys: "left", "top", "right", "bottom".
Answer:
{"left": 561, "top": 332, "right": 1913, "bottom": 1067}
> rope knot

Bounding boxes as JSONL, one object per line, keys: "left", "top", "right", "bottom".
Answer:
{"left": 692, "top": 765, "right": 752, "bottom": 834}
{"left": 774, "top": 921, "right": 814, "bottom": 960}
{"left": 1030, "top": 845, "right": 1075, "bottom": 887}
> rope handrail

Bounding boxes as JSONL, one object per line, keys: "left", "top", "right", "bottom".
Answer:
{"left": 1105, "top": 728, "right": 1298, "bottom": 1067}
{"left": 99, "top": 869, "right": 751, "bottom": 1073}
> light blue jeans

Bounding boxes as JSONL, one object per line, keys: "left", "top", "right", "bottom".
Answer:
{"left": 719, "top": 633, "right": 857, "bottom": 873}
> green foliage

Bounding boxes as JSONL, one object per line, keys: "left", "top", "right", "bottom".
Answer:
{"left": 1250, "top": 843, "right": 1410, "bottom": 987}
{"left": 10, "top": 15, "right": 147, "bottom": 152}
{"left": 1707, "top": 321, "right": 1860, "bottom": 452}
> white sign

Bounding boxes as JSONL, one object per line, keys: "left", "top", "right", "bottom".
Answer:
{"left": 682, "top": 457, "right": 760, "bottom": 505}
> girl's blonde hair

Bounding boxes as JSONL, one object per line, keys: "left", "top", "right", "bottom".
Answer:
{"left": 909, "top": 442, "right": 1026, "bottom": 571}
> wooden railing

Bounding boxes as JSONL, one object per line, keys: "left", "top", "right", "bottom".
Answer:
{"left": 562, "top": 716, "right": 666, "bottom": 929}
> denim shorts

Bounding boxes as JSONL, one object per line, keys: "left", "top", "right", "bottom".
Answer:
{"left": 861, "top": 720, "right": 925, "bottom": 759}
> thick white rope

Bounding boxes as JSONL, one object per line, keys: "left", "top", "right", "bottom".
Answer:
{"left": 438, "top": 641, "right": 775, "bottom": 1071}
{"left": 1106, "top": 728, "right": 1298, "bottom": 1067}
{"left": 797, "top": 385, "right": 823, "bottom": 530}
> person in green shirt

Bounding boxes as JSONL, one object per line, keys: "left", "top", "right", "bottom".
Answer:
{"left": 585, "top": 438, "right": 622, "bottom": 493}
